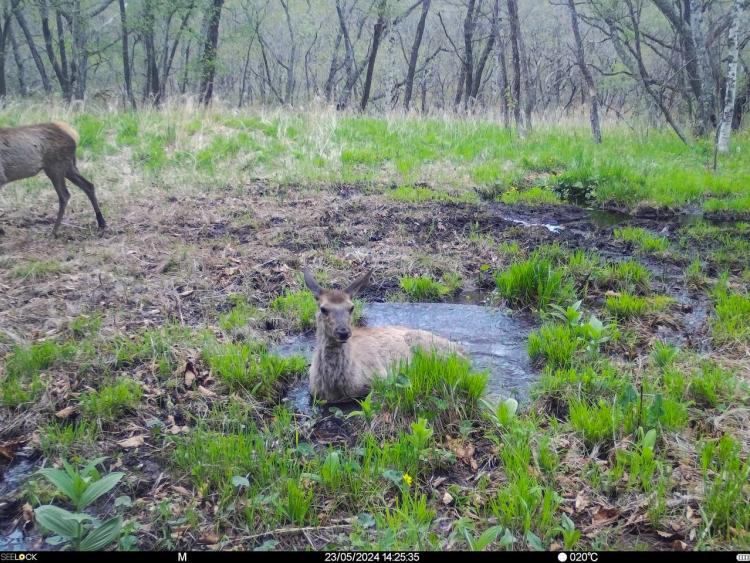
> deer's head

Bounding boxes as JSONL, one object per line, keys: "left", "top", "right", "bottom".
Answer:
{"left": 303, "top": 269, "right": 372, "bottom": 344}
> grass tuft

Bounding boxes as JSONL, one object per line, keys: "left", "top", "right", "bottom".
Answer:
{"left": 495, "top": 252, "right": 574, "bottom": 311}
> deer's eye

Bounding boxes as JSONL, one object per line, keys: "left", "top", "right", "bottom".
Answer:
{"left": 320, "top": 307, "right": 329, "bottom": 315}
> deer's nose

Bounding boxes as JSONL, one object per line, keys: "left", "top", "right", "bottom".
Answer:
{"left": 335, "top": 328, "right": 351, "bottom": 341}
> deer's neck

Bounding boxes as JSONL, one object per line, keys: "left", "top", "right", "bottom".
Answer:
{"left": 313, "top": 321, "right": 352, "bottom": 396}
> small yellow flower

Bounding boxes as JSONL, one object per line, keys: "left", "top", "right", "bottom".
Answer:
{"left": 402, "top": 472, "right": 413, "bottom": 487}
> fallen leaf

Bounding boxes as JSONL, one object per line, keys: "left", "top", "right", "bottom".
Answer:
{"left": 55, "top": 406, "right": 76, "bottom": 419}
{"left": 183, "top": 361, "right": 197, "bottom": 387}
{"left": 433, "top": 476, "right": 447, "bottom": 488}
{"left": 172, "top": 485, "right": 192, "bottom": 496}
{"left": 442, "top": 491, "right": 454, "bottom": 506}
{"left": 672, "top": 540, "right": 688, "bottom": 551}
{"left": 656, "top": 530, "right": 674, "bottom": 539}
{"left": 446, "top": 436, "right": 478, "bottom": 471}
{"left": 118, "top": 435, "right": 145, "bottom": 449}
{"left": 22, "top": 503, "right": 34, "bottom": 523}
{"left": 575, "top": 492, "right": 589, "bottom": 512}
{"left": 591, "top": 505, "right": 619, "bottom": 528}
{"left": 549, "top": 542, "right": 562, "bottom": 551}
{"left": 199, "top": 533, "right": 220, "bottom": 545}
{"left": 198, "top": 385, "right": 217, "bottom": 398}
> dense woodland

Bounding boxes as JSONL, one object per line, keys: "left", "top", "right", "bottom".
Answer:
{"left": 0, "top": 0, "right": 747, "bottom": 143}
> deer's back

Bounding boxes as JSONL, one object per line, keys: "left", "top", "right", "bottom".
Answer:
{"left": 349, "top": 325, "right": 458, "bottom": 381}
{"left": 0, "top": 124, "right": 77, "bottom": 183}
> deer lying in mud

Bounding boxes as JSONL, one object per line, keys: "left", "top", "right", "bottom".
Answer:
{"left": 304, "top": 269, "right": 460, "bottom": 403}
{"left": 0, "top": 122, "right": 106, "bottom": 236}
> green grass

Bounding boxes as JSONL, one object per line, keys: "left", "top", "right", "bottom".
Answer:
{"left": 699, "top": 435, "right": 750, "bottom": 544}
{"left": 688, "top": 363, "right": 738, "bottom": 408}
{"left": 679, "top": 222, "right": 750, "bottom": 271}
{"left": 113, "top": 325, "right": 204, "bottom": 378}
{"left": 218, "top": 299, "right": 262, "bottom": 332}
{"left": 614, "top": 227, "right": 670, "bottom": 253}
{"left": 80, "top": 379, "right": 143, "bottom": 421}
{"left": 371, "top": 349, "right": 488, "bottom": 426}
{"left": 202, "top": 341, "right": 307, "bottom": 400}
{"left": 2, "top": 341, "right": 74, "bottom": 407}
{"left": 568, "top": 399, "right": 620, "bottom": 448}
{"left": 399, "top": 274, "right": 462, "bottom": 302}
{"left": 595, "top": 260, "right": 651, "bottom": 294}
{"left": 711, "top": 284, "right": 750, "bottom": 344}
{"left": 389, "top": 185, "right": 475, "bottom": 204}
{"left": 495, "top": 252, "right": 575, "bottom": 311}
{"left": 269, "top": 289, "right": 318, "bottom": 331}
{"left": 499, "top": 186, "right": 561, "bottom": 205}
{"left": 528, "top": 324, "right": 580, "bottom": 370}
{"left": 605, "top": 294, "right": 673, "bottom": 319}
{"left": 4, "top": 106, "right": 749, "bottom": 210}
{"left": 9, "top": 260, "right": 68, "bottom": 281}
{"left": 40, "top": 421, "right": 100, "bottom": 458}
{"left": 68, "top": 314, "right": 103, "bottom": 340}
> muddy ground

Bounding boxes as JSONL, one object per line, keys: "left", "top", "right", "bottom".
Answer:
{"left": 0, "top": 182, "right": 713, "bottom": 350}
{"left": 0, "top": 182, "right": 746, "bottom": 550}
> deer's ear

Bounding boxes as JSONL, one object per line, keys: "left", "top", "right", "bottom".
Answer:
{"left": 345, "top": 269, "right": 372, "bottom": 297}
{"left": 303, "top": 270, "right": 323, "bottom": 298}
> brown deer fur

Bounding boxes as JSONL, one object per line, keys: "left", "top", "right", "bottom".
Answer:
{"left": 304, "top": 269, "right": 460, "bottom": 402}
{"left": 0, "top": 122, "right": 106, "bottom": 236}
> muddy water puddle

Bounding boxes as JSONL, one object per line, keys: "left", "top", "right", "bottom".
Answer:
{"left": 278, "top": 301, "right": 536, "bottom": 416}
{"left": 0, "top": 458, "right": 39, "bottom": 551}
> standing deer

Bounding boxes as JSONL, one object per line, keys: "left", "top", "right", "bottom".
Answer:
{"left": 304, "top": 269, "right": 460, "bottom": 402}
{"left": 0, "top": 122, "right": 106, "bottom": 237}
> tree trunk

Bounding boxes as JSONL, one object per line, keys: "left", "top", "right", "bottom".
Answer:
{"left": 280, "top": 0, "right": 296, "bottom": 105}
{"left": 8, "top": 21, "right": 26, "bottom": 96}
{"left": 159, "top": 2, "right": 195, "bottom": 103}
{"left": 733, "top": 60, "right": 749, "bottom": 129}
{"left": 39, "top": 1, "right": 71, "bottom": 100}
{"left": 519, "top": 23, "right": 533, "bottom": 129}
{"left": 506, "top": 0, "right": 522, "bottom": 131}
{"left": 689, "top": 0, "right": 716, "bottom": 135}
{"left": 567, "top": 0, "right": 601, "bottom": 143}
{"left": 180, "top": 38, "right": 191, "bottom": 95}
{"left": 198, "top": 0, "right": 224, "bottom": 105}
{"left": 623, "top": 0, "right": 689, "bottom": 144}
{"left": 336, "top": 0, "right": 361, "bottom": 109}
{"left": 360, "top": 0, "right": 387, "bottom": 111}
{"left": 118, "top": 0, "right": 135, "bottom": 108}
{"left": 143, "top": 0, "right": 161, "bottom": 104}
{"left": 324, "top": 30, "right": 343, "bottom": 102}
{"left": 0, "top": 3, "right": 13, "bottom": 98}
{"left": 403, "top": 0, "right": 430, "bottom": 111}
{"left": 716, "top": 0, "right": 744, "bottom": 153}
{"left": 462, "top": 0, "right": 476, "bottom": 110}
{"left": 238, "top": 37, "right": 254, "bottom": 108}
{"left": 68, "top": 1, "right": 87, "bottom": 101}
{"left": 470, "top": 0, "right": 499, "bottom": 103}
{"left": 14, "top": 10, "right": 51, "bottom": 93}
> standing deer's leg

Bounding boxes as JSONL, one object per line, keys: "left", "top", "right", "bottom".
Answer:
{"left": 46, "top": 170, "right": 70, "bottom": 238}
{"left": 65, "top": 165, "right": 106, "bottom": 232}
